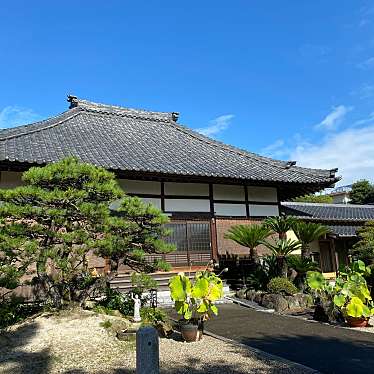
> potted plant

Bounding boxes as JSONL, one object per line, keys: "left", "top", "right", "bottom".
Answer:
{"left": 168, "top": 270, "right": 223, "bottom": 342}
{"left": 307, "top": 260, "right": 374, "bottom": 327}
{"left": 333, "top": 261, "right": 374, "bottom": 327}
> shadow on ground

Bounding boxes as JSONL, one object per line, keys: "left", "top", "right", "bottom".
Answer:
{"left": 0, "top": 321, "right": 51, "bottom": 374}
{"left": 237, "top": 333, "right": 374, "bottom": 374}
{"left": 206, "top": 303, "right": 374, "bottom": 374}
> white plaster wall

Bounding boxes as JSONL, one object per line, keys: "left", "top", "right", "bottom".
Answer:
{"left": 118, "top": 179, "right": 161, "bottom": 194}
{"left": 213, "top": 184, "right": 245, "bottom": 201}
{"left": 249, "top": 204, "right": 279, "bottom": 217}
{"left": 0, "top": 172, "right": 23, "bottom": 188}
{"left": 164, "top": 199, "right": 210, "bottom": 212}
{"left": 286, "top": 230, "right": 302, "bottom": 255}
{"left": 141, "top": 197, "right": 162, "bottom": 209}
{"left": 214, "top": 203, "right": 247, "bottom": 216}
{"left": 247, "top": 186, "right": 277, "bottom": 202}
{"left": 164, "top": 182, "right": 209, "bottom": 196}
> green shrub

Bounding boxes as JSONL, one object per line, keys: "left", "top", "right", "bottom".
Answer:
{"left": 100, "top": 320, "right": 112, "bottom": 329}
{"left": 140, "top": 307, "right": 168, "bottom": 326}
{"left": 246, "top": 255, "right": 278, "bottom": 290}
{"left": 267, "top": 277, "right": 298, "bottom": 295}
{"left": 131, "top": 273, "right": 158, "bottom": 295}
{"left": 0, "top": 296, "right": 42, "bottom": 329}
{"left": 96, "top": 288, "right": 134, "bottom": 316}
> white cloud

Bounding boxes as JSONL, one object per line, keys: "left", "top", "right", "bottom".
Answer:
{"left": 353, "top": 112, "right": 374, "bottom": 126}
{"left": 196, "top": 114, "right": 234, "bottom": 137}
{"left": 290, "top": 126, "right": 374, "bottom": 185}
{"left": 0, "top": 106, "right": 40, "bottom": 129}
{"left": 315, "top": 105, "right": 352, "bottom": 130}
{"left": 262, "top": 125, "right": 374, "bottom": 185}
{"left": 357, "top": 57, "right": 374, "bottom": 70}
{"left": 351, "top": 83, "right": 374, "bottom": 99}
{"left": 261, "top": 139, "right": 288, "bottom": 158}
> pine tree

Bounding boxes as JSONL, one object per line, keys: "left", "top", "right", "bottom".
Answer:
{"left": 0, "top": 157, "right": 174, "bottom": 308}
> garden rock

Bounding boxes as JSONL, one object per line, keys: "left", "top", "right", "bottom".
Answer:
{"left": 156, "top": 321, "right": 173, "bottom": 338}
{"left": 285, "top": 296, "right": 300, "bottom": 310}
{"left": 254, "top": 292, "right": 265, "bottom": 305}
{"left": 83, "top": 300, "right": 96, "bottom": 310}
{"left": 294, "top": 293, "right": 313, "bottom": 308}
{"left": 261, "top": 294, "right": 288, "bottom": 312}
{"left": 236, "top": 289, "right": 246, "bottom": 299}
{"left": 245, "top": 289, "right": 256, "bottom": 301}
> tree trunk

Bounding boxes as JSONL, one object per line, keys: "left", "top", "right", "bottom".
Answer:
{"left": 301, "top": 244, "right": 310, "bottom": 259}
{"left": 276, "top": 256, "right": 288, "bottom": 277}
{"left": 39, "top": 274, "right": 63, "bottom": 309}
{"left": 250, "top": 247, "right": 258, "bottom": 263}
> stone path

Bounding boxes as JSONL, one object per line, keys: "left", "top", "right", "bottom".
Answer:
{"left": 205, "top": 303, "right": 374, "bottom": 374}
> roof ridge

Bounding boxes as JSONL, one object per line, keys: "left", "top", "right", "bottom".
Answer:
{"left": 282, "top": 201, "right": 374, "bottom": 208}
{"left": 69, "top": 97, "right": 179, "bottom": 122}
{"left": 164, "top": 121, "right": 337, "bottom": 181}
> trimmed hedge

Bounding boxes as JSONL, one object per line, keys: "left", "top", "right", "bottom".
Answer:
{"left": 267, "top": 277, "right": 298, "bottom": 296}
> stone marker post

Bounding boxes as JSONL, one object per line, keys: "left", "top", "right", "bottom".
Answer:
{"left": 136, "top": 326, "right": 159, "bottom": 374}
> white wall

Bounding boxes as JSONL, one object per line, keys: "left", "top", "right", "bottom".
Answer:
{"left": 249, "top": 204, "right": 279, "bottom": 217}
{"left": 164, "top": 199, "right": 210, "bottom": 212}
{"left": 164, "top": 182, "right": 209, "bottom": 196}
{"left": 247, "top": 186, "right": 277, "bottom": 202}
{"left": 141, "top": 197, "right": 162, "bottom": 209}
{"left": 118, "top": 179, "right": 161, "bottom": 194}
{"left": 213, "top": 184, "right": 245, "bottom": 201}
{"left": 214, "top": 203, "right": 247, "bottom": 216}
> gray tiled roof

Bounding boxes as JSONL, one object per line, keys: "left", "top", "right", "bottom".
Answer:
{"left": 281, "top": 202, "right": 374, "bottom": 237}
{"left": 327, "top": 225, "right": 359, "bottom": 237}
{"left": 282, "top": 202, "right": 374, "bottom": 222}
{"left": 0, "top": 97, "right": 339, "bottom": 189}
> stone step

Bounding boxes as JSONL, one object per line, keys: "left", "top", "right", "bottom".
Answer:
{"left": 109, "top": 270, "right": 199, "bottom": 293}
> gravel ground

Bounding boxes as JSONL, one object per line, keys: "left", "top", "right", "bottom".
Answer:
{"left": 0, "top": 309, "right": 313, "bottom": 374}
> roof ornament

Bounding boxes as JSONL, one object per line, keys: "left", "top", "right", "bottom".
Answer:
{"left": 329, "top": 168, "right": 338, "bottom": 177}
{"left": 171, "top": 112, "right": 179, "bottom": 122}
{"left": 285, "top": 161, "right": 296, "bottom": 169}
{"left": 67, "top": 95, "right": 79, "bottom": 109}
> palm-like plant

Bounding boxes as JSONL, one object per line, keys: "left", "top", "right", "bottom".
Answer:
{"left": 292, "top": 221, "right": 330, "bottom": 258}
{"left": 264, "top": 216, "right": 297, "bottom": 239}
{"left": 224, "top": 224, "right": 272, "bottom": 262}
{"left": 262, "top": 238, "right": 302, "bottom": 277}
{"left": 287, "top": 254, "right": 319, "bottom": 289}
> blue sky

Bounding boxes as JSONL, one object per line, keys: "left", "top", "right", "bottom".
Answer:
{"left": 1, "top": 1, "right": 374, "bottom": 185}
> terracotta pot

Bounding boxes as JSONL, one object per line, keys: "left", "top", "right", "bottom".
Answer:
{"left": 180, "top": 322, "right": 203, "bottom": 342}
{"left": 346, "top": 316, "right": 369, "bottom": 328}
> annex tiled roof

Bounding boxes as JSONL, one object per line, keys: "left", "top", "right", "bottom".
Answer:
{"left": 282, "top": 202, "right": 374, "bottom": 222}
{"left": 282, "top": 202, "right": 374, "bottom": 237}
{"left": 0, "top": 96, "right": 339, "bottom": 192}
{"left": 327, "top": 225, "right": 359, "bottom": 237}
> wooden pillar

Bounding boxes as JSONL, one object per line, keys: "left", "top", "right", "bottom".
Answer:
{"left": 210, "top": 218, "right": 219, "bottom": 261}
{"left": 330, "top": 237, "right": 338, "bottom": 273}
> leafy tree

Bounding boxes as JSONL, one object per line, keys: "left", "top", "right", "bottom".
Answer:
{"left": 262, "top": 238, "right": 301, "bottom": 277}
{"left": 0, "top": 157, "right": 174, "bottom": 308}
{"left": 224, "top": 224, "right": 272, "bottom": 262}
{"left": 264, "top": 216, "right": 297, "bottom": 239}
{"left": 292, "top": 221, "right": 330, "bottom": 259}
{"left": 351, "top": 221, "right": 374, "bottom": 263}
{"left": 293, "top": 194, "right": 333, "bottom": 204}
{"left": 350, "top": 180, "right": 374, "bottom": 204}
